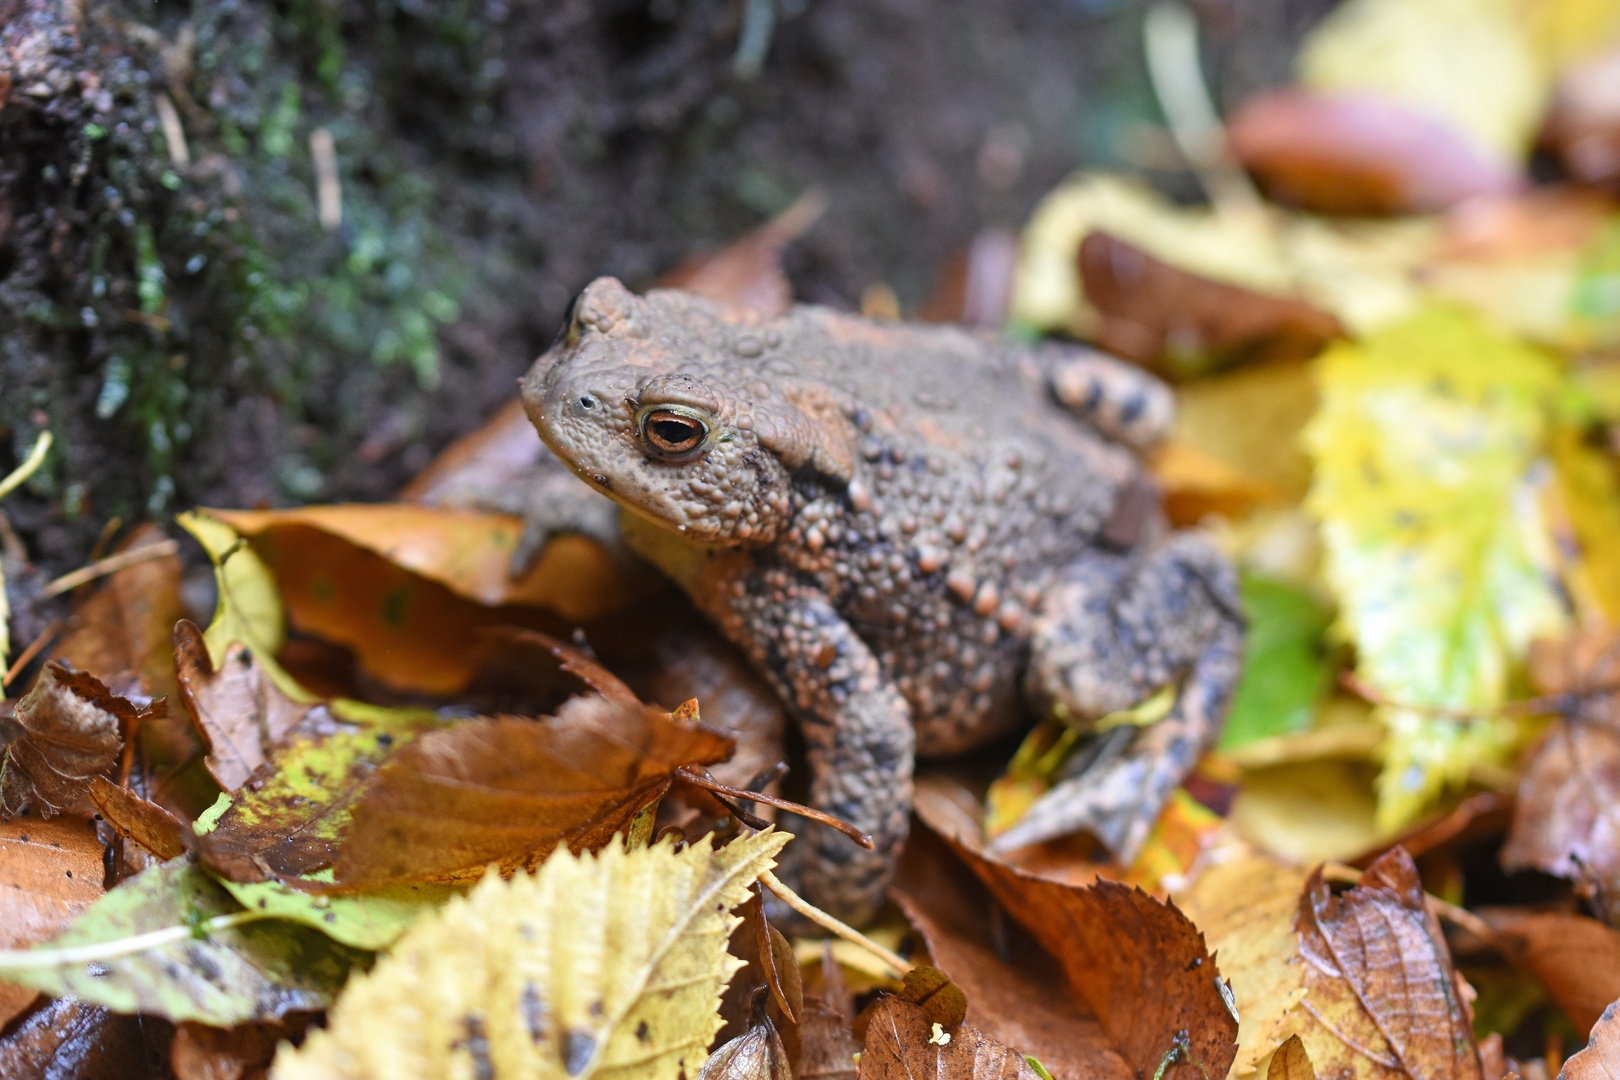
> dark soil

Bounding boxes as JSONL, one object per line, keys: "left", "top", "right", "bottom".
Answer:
{"left": 0, "top": 0, "right": 1337, "bottom": 577}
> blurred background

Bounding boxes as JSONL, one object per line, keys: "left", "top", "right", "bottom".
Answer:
{"left": 0, "top": 0, "right": 1344, "bottom": 570}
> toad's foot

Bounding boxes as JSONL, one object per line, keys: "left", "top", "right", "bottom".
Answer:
{"left": 996, "top": 532, "right": 1243, "bottom": 860}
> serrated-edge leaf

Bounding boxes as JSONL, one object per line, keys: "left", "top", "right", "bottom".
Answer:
{"left": 271, "top": 829, "right": 791, "bottom": 1080}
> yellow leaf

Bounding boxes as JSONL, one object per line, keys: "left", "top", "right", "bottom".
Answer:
{"left": 1547, "top": 422, "right": 1620, "bottom": 625}
{"left": 1303, "top": 306, "right": 1569, "bottom": 829}
{"left": 1298, "top": 0, "right": 1547, "bottom": 161}
{"left": 176, "top": 511, "right": 297, "bottom": 690}
{"left": 270, "top": 829, "right": 791, "bottom": 1080}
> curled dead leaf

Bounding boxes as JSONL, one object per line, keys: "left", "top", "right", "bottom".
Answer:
{"left": 174, "top": 619, "right": 319, "bottom": 794}
{"left": 0, "top": 662, "right": 140, "bottom": 819}
{"left": 1481, "top": 909, "right": 1620, "bottom": 1037}
{"left": 87, "top": 776, "right": 188, "bottom": 861}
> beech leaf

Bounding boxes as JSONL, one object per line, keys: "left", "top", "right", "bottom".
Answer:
{"left": 1562, "top": 999, "right": 1620, "bottom": 1077}
{"left": 0, "top": 814, "right": 105, "bottom": 1027}
{"left": 331, "top": 693, "right": 734, "bottom": 889}
{"left": 270, "top": 829, "right": 791, "bottom": 1080}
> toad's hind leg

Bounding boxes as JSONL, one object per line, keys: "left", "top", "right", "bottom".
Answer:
{"left": 995, "top": 531, "right": 1243, "bottom": 859}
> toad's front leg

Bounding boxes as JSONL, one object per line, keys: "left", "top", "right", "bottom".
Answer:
{"left": 996, "top": 531, "right": 1244, "bottom": 859}
{"left": 704, "top": 566, "right": 913, "bottom": 924}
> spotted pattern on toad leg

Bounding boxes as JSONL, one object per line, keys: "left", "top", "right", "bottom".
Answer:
{"left": 522, "top": 278, "right": 1245, "bottom": 919}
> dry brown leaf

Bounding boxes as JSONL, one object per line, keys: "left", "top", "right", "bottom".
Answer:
{"left": 1077, "top": 230, "right": 1343, "bottom": 375}
{"left": 1561, "top": 999, "right": 1620, "bottom": 1078}
{"left": 174, "top": 619, "right": 318, "bottom": 793}
{"left": 700, "top": 988, "right": 792, "bottom": 1080}
{"left": 0, "top": 662, "right": 136, "bottom": 819}
{"left": 1296, "top": 849, "right": 1481, "bottom": 1080}
{"left": 0, "top": 995, "right": 162, "bottom": 1080}
{"left": 1503, "top": 630, "right": 1620, "bottom": 919}
{"left": 171, "top": 1018, "right": 314, "bottom": 1080}
{"left": 892, "top": 825, "right": 1133, "bottom": 1080}
{"left": 331, "top": 694, "right": 735, "bottom": 889}
{"left": 657, "top": 191, "right": 824, "bottom": 317}
{"left": 205, "top": 506, "right": 623, "bottom": 695}
{"left": 913, "top": 780, "right": 1236, "bottom": 1080}
{"left": 857, "top": 995, "right": 1041, "bottom": 1079}
{"left": 795, "top": 996, "right": 861, "bottom": 1080}
{"left": 0, "top": 813, "right": 105, "bottom": 1027}
{"left": 1481, "top": 909, "right": 1620, "bottom": 1037}
{"left": 1269, "top": 1035, "right": 1317, "bottom": 1080}
{"left": 1226, "top": 90, "right": 1522, "bottom": 215}
{"left": 51, "top": 523, "right": 186, "bottom": 702}
{"left": 399, "top": 397, "right": 551, "bottom": 506}
{"left": 87, "top": 776, "right": 188, "bottom": 860}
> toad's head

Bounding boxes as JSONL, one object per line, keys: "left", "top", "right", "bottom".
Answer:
{"left": 522, "top": 277, "right": 853, "bottom": 546}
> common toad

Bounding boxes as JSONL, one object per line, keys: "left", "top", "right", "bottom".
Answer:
{"left": 522, "top": 278, "right": 1244, "bottom": 920}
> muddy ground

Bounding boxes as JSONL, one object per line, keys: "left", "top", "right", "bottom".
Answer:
{"left": 0, "top": 0, "right": 1336, "bottom": 580}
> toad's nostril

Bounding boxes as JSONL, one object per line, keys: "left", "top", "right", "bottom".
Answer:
{"left": 578, "top": 393, "right": 598, "bottom": 410}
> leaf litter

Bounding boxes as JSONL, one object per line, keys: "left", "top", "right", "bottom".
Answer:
{"left": 18, "top": 10, "right": 1620, "bottom": 1076}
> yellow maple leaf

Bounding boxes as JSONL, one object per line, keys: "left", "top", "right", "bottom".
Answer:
{"left": 270, "top": 829, "right": 790, "bottom": 1080}
{"left": 1304, "top": 306, "right": 1569, "bottom": 829}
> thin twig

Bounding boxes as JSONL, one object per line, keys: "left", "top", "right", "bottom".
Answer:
{"left": 675, "top": 766, "right": 875, "bottom": 849}
{"left": 3, "top": 618, "right": 62, "bottom": 687}
{"left": 41, "top": 540, "right": 180, "bottom": 598}
{"left": 758, "top": 869, "right": 912, "bottom": 977}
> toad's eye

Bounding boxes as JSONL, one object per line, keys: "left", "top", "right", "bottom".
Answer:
{"left": 644, "top": 411, "right": 707, "bottom": 452}
{"left": 638, "top": 407, "right": 711, "bottom": 460}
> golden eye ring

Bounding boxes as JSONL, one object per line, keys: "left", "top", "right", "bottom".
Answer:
{"left": 635, "top": 404, "right": 714, "bottom": 461}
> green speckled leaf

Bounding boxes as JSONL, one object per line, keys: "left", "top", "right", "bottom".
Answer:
{"left": 0, "top": 858, "right": 366, "bottom": 1025}
{"left": 1304, "top": 306, "right": 1570, "bottom": 828}
{"left": 220, "top": 872, "right": 459, "bottom": 951}
{"left": 193, "top": 698, "right": 440, "bottom": 884}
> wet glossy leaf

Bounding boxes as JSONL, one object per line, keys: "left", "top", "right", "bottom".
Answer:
{"left": 0, "top": 663, "right": 135, "bottom": 819}
{"left": 1304, "top": 306, "right": 1568, "bottom": 829}
{"left": 0, "top": 814, "right": 105, "bottom": 1026}
{"left": 271, "top": 829, "right": 790, "bottom": 1080}
{"left": 331, "top": 693, "right": 734, "bottom": 889}
{"left": 0, "top": 996, "right": 161, "bottom": 1080}
{"left": 0, "top": 857, "right": 365, "bottom": 1025}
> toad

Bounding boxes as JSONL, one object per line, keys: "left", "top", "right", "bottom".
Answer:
{"left": 522, "top": 278, "right": 1244, "bottom": 920}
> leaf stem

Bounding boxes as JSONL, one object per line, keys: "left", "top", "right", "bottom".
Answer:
{"left": 757, "top": 869, "right": 911, "bottom": 976}
{"left": 0, "top": 909, "right": 273, "bottom": 972}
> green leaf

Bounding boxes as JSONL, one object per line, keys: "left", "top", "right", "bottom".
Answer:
{"left": 1218, "top": 573, "right": 1335, "bottom": 750}
{"left": 1304, "top": 306, "right": 1569, "bottom": 828}
{"left": 0, "top": 858, "right": 366, "bottom": 1025}
{"left": 219, "top": 871, "right": 459, "bottom": 951}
